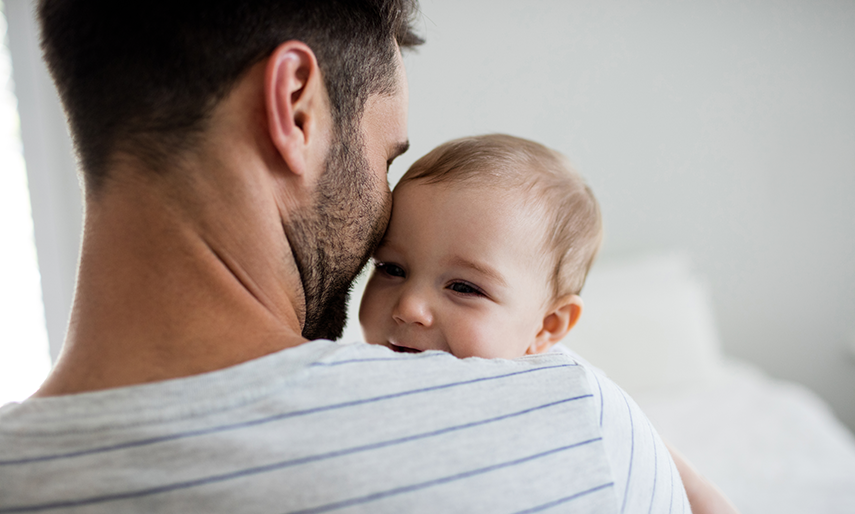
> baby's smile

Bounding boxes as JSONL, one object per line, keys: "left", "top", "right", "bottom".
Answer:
{"left": 387, "top": 341, "right": 421, "bottom": 353}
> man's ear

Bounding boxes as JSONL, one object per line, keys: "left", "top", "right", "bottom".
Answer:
{"left": 526, "top": 295, "right": 584, "bottom": 355}
{"left": 264, "top": 41, "right": 329, "bottom": 179}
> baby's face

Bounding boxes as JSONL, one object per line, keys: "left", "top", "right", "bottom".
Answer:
{"left": 359, "top": 180, "right": 554, "bottom": 359}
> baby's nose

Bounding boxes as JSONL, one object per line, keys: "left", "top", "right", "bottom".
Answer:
{"left": 392, "top": 288, "right": 433, "bottom": 327}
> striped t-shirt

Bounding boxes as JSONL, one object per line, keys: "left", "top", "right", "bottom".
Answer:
{"left": 0, "top": 340, "right": 689, "bottom": 513}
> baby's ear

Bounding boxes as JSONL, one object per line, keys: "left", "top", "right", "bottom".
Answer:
{"left": 526, "top": 295, "right": 583, "bottom": 355}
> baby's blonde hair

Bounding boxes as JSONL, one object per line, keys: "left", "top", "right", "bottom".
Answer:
{"left": 398, "top": 134, "right": 603, "bottom": 299}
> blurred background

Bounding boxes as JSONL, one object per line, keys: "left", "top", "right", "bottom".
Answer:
{"left": 2, "top": 0, "right": 853, "bottom": 436}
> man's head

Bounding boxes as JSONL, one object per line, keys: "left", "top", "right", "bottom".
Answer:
{"left": 39, "top": 0, "right": 422, "bottom": 191}
{"left": 38, "top": 0, "right": 422, "bottom": 341}
{"left": 359, "top": 134, "right": 603, "bottom": 358}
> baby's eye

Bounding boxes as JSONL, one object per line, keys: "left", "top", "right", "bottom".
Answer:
{"left": 375, "top": 261, "right": 406, "bottom": 278}
{"left": 448, "top": 281, "right": 485, "bottom": 296}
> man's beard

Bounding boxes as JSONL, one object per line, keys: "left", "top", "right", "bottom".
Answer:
{"left": 285, "top": 126, "right": 391, "bottom": 341}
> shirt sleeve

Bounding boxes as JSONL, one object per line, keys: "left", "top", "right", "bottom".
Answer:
{"left": 565, "top": 347, "right": 692, "bottom": 514}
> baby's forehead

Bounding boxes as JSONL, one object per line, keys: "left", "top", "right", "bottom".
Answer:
{"left": 393, "top": 176, "right": 539, "bottom": 216}
{"left": 391, "top": 178, "right": 552, "bottom": 259}
{"left": 394, "top": 171, "right": 532, "bottom": 198}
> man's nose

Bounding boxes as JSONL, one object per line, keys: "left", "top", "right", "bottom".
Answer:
{"left": 392, "top": 286, "right": 433, "bottom": 327}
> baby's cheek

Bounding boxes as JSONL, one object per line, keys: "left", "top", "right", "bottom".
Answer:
{"left": 480, "top": 314, "right": 540, "bottom": 359}
{"left": 452, "top": 321, "right": 520, "bottom": 359}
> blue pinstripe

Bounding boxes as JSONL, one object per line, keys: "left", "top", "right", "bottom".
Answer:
{"left": 668, "top": 445, "right": 674, "bottom": 514}
{"left": 593, "top": 371, "right": 605, "bottom": 427}
{"left": 283, "top": 439, "right": 604, "bottom": 514}
{"left": 510, "top": 483, "right": 616, "bottom": 514}
{"left": 0, "top": 364, "right": 574, "bottom": 466}
{"left": 0, "top": 396, "right": 592, "bottom": 513}
{"left": 647, "top": 420, "right": 658, "bottom": 514}
{"left": 620, "top": 394, "right": 635, "bottom": 514}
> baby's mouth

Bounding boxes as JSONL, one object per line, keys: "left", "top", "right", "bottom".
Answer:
{"left": 389, "top": 342, "right": 421, "bottom": 353}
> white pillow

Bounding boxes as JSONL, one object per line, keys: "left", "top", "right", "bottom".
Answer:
{"left": 563, "top": 251, "right": 722, "bottom": 396}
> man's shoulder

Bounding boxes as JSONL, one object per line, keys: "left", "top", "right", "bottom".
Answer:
{"left": 0, "top": 341, "right": 623, "bottom": 513}
{"left": 308, "top": 342, "right": 603, "bottom": 428}
{"left": 549, "top": 345, "right": 693, "bottom": 514}
{"left": 0, "top": 342, "right": 687, "bottom": 513}
{"left": 0, "top": 341, "right": 608, "bottom": 455}
{"left": 0, "top": 341, "right": 600, "bottom": 451}
{"left": 318, "top": 341, "right": 594, "bottom": 388}
{"left": 0, "top": 340, "right": 590, "bottom": 426}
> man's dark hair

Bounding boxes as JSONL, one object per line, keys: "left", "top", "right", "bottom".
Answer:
{"left": 38, "top": 0, "right": 423, "bottom": 190}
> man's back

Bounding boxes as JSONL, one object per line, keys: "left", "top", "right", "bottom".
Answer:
{"left": 0, "top": 341, "right": 687, "bottom": 513}
{"left": 12, "top": 2, "right": 698, "bottom": 512}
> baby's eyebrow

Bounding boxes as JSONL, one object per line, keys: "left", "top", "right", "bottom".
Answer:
{"left": 449, "top": 256, "right": 507, "bottom": 288}
{"left": 375, "top": 238, "right": 400, "bottom": 253}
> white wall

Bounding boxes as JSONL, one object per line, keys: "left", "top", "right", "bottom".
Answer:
{"left": 10, "top": 0, "right": 854, "bottom": 431}
{"left": 6, "top": 0, "right": 82, "bottom": 362}
{"left": 387, "top": 0, "right": 855, "bottom": 430}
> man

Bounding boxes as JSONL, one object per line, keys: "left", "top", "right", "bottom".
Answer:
{"left": 0, "top": 1, "right": 723, "bottom": 512}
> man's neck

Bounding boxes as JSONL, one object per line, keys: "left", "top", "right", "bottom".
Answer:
{"left": 35, "top": 163, "right": 308, "bottom": 397}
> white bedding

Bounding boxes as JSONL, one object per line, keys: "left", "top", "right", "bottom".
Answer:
{"left": 634, "top": 361, "right": 855, "bottom": 514}
{"left": 564, "top": 251, "right": 855, "bottom": 514}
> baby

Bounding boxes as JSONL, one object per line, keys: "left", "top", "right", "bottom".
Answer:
{"left": 359, "top": 133, "right": 602, "bottom": 359}
{"left": 358, "top": 137, "right": 741, "bottom": 513}
{"left": 358, "top": 140, "right": 741, "bottom": 513}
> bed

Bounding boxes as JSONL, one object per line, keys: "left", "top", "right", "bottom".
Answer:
{"left": 564, "top": 252, "right": 855, "bottom": 514}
